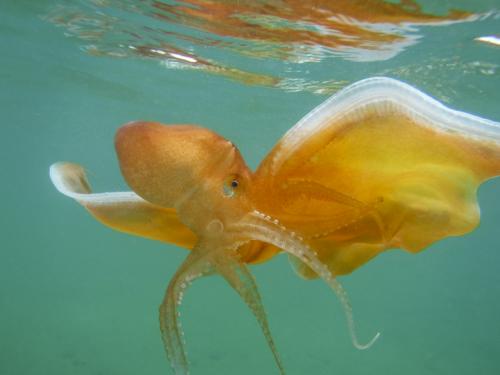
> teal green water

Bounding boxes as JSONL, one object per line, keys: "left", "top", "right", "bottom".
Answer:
{"left": 1, "top": 1, "right": 500, "bottom": 374}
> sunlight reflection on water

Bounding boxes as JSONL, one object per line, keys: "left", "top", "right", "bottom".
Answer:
{"left": 42, "top": 0, "right": 497, "bottom": 96}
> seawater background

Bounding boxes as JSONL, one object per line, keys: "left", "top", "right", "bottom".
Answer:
{"left": 1, "top": 1, "right": 500, "bottom": 374}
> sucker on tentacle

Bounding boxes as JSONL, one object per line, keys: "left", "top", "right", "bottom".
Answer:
{"left": 214, "top": 250, "right": 286, "bottom": 374}
{"left": 160, "top": 239, "right": 285, "bottom": 375}
{"left": 273, "top": 180, "right": 387, "bottom": 242}
{"left": 233, "top": 210, "right": 380, "bottom": 350}
{"left": 160, "top": 250, "right": 216, "bottom": 375}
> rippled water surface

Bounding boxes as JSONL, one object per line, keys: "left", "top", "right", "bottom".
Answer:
{"left": 1, "top": 1, "right": 499, "bottom": 374}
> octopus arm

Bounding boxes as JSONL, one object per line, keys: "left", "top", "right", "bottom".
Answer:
{"left": 49, "top": 162, "right": 196, "bottom": 249}
{"left": 253, "top": 77, "right": 500, "bottom": 277}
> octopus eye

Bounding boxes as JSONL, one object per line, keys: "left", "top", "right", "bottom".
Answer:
{"left": 223, "top": 175, "right": 240, "bottom": 197}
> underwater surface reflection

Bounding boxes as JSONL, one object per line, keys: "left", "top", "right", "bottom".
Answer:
{"left": 44, "top": 0, "right": 497, "bottom": 95}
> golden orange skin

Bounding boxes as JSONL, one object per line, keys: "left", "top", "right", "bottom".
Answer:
{"left": 112, "top": 110, "right": 500, "bottom": 277}
{"left": 51, "top": 78, "right": 500, "bottom": 375}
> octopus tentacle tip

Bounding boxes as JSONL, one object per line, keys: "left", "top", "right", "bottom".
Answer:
{"left": 354, "top": 331, "right": 381, "bottom": 350}
{"left": 242, "top": 211, "right": 377, "bottom": 355}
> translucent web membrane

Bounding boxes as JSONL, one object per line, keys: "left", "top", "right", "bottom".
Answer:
{"left": 275, "top": 179, "right": 386, "bottom": 242}
{"left": 159, "top": 242, "right": 285, "bottom": 375}
{"left": 273, "top": 76, "right": 500, "bottom": 174}
{"left": 231, "top": 210, "right": 380, "bottom": 350}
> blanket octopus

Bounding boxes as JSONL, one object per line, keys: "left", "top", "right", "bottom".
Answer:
{"left": 50, "top": 77, "right": 500, "bottom": 374}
